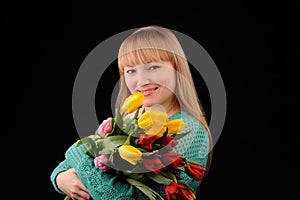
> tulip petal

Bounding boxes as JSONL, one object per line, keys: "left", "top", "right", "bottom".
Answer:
{"left": 119, "top": 145, "right": 142, "bottom": 165}
{"left": 121, "top": 92, "right": 144, "bottom": 114}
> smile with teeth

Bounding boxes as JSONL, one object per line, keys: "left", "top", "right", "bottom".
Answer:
{"left": 138, "top": 87, "right": 158, "bottom": 96}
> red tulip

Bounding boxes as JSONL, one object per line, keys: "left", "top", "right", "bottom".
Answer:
{"left": 161, "top": 152, "right": 184, "bottom": 168}
{"left": 185, "top": 163, "right": 206, "bottom": 182}
{"left": 165, "top": 182, "right": 196, "bottom": 200}
{"left": 161, "top": 136, "right": 178, "bottom": 150}
{"left": 138, "top": 134, "right": 153, "bottom": 150}
{"left": 143, "top": 157, "right": 165, "bottom": 174}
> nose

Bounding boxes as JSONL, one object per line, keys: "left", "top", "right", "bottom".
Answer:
{"left": 137, "top": 71, "right": 151, "bottom": 87}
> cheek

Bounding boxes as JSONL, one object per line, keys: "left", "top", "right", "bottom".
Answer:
{"left": 153, "top": 69, "right": 177, "bottom": 92}
{"left": 124, "top": 76, "right": 136, "bottom": 93}
{"left": 168, "top": 72, "right": 177, "bottom": 91}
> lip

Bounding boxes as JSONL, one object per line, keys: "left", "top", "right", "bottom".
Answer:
{"left": 137, "top": 87, "right": 158, "bottom": 96}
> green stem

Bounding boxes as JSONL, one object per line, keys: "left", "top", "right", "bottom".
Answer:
{"left": 124, "top": 131, "right": 134, "bottom": 145}
{"left": 142, "top": 150, "right": 159, "bottom": 157}
{"left": 64, "top": 196, "right": 71, "bottom": 200}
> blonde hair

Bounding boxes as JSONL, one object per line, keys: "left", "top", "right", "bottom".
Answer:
{"left": 116, "top": 25, "right": 213, "bottom": 172}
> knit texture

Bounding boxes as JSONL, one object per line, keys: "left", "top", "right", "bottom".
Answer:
{"left": 50, "top": 110, "right": 209, "bottom": 199}
{"left": 50, "top": 159, "right": 72, "bottom": 194}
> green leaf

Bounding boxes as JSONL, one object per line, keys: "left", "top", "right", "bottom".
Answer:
{"left": 126, "top": 178, "right": 164, "bottom": 200}
{"left": 123, "top": 120, "right": 134, "bottom": 134}
{"left": 76, "top": 139, "right": 83, "bottom": 146}
{"left": 175, "top": 173, "right": 184, "bottom": 180}
{"left": 125, "top": 163, "right": 145, "bottom": 173}
{"left": 186, "top": 158, "right": 201, "bottom": 165}
{"left": 160, "top": 170, "right": 177, "bottom": 183}
{"left": 122, "top": 118, "right": 132, "bottom": 127}
{"left": 77, "top": 137, "right": 96, "bottom": 147}
{"left": 177, "top": 180, "right": 194, "bottom": 191}
{"left": 76, "top": 137, "right": 98, "bottom": 157}
{"left": 84, "top": 149, "right": 96, "bottom": 158}
{"left": 98, "top": 135, "right": 128, "bottom": 154}
{"left": 122, "top": 171, "right": 145, "bottom": 181}
{"left": 146, "top": 173, "right": 173, "bottom": 185}
{"left": 172, "top": 130, "right": 191, "bottom": 139}
{"left": 109, "top": 135, "right": 128, "bottom": 145}
{"left": 115, "top": 109, "right": 123, "bottom": 129}
{"left": 94, "top": 129, "right": 99, "bottom": 136}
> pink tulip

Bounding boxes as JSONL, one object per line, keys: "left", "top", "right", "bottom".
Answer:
{"left": 94, "top": 155, "right": 109, "bottom": 172}
{"left": 98, "top": 118, "right": 113, "bottom": 137}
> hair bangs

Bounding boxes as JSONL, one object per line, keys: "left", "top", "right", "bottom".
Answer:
{"left": 118, "top": 48, "right": 174, "bottom": 73}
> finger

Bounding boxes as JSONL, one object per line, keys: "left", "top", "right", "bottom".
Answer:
{"left": 75, "top": 180, "right": 89, "bottom": 193}
{"left": 76, "top": 189, "right": 92, "bottom": 200}
{"left": 82, "top": 190, "right": 92, "bottom": 200}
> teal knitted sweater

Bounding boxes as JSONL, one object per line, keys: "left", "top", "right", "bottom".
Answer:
{"left": 50, "top": 110, "right": 210, "bottom": 200}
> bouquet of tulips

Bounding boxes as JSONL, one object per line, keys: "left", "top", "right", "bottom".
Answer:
{"left": 71, "top": 92, "right": 206, "bottom": 200}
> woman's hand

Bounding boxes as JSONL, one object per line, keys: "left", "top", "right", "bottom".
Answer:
{"left": 56, "top": 168, "right": 92, "bottom": 200}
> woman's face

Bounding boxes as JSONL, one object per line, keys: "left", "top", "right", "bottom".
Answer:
{"left": 124, "top": 61, "right": 177, "bottom": 109}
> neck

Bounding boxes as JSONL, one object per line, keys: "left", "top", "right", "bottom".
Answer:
{"left": 165, "top": 101, "right": 180, "bottom": 117}
{"left": 144, "top": 99, "right": 180, "bottom": 117}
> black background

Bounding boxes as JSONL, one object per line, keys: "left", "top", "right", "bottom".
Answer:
{"left": 3, "top": 1, "right": 299, "bottom": 199}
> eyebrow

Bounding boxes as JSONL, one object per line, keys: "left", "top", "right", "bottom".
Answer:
{"left": 126, "top": 62, "right": 166, "bottom": 68}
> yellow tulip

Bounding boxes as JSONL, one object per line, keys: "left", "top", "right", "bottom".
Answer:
{"left": 146, "top": 126, "right": 167, "bottom": 138}
{"left": 138, "top": 110, "right": 168, "bottom": 137}
{"left": 137, "top": 111, "right": 152, "bottom": 129}
{"left": 121, "top": 92, "right": 144, "bottom": 114}
{"left": 118, "top": 145, "right": 142, "bottom": 165}
{"left": 138, "top": 110, "right": 168, "bottom": 130}
{"left": 164, "top": 119, "right": 186, "bottom": 134}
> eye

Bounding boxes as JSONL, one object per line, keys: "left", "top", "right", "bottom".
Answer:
{"left": 126, "top": 69, "right": 136, "bottom": 74}
{"left": 148, "top": 65, "right": 160, "bottom": 70}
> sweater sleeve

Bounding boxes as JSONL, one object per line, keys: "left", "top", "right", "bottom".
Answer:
{"left": 65, "top": 142, "right": 165, "bottom": 200}
{"left": 50, "top": 159, "right": 72, "bottom": 194}
{"left": 171, "top": 111, "right": 210, "bottom": 191}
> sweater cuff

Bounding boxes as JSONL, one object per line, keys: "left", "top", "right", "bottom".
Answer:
{"left": 50, "top": 160, "right": 71, "bottom": 195}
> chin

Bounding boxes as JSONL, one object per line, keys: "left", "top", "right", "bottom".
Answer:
{"left": 143, "top": 100, "right": 157, "bottom": 108}
{"left": 143, "top": 102, "right": 153, "bottom": 108}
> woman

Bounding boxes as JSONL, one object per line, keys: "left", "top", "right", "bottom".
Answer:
{"left": 50, "top": 25, "right": 213, "bottom": 200}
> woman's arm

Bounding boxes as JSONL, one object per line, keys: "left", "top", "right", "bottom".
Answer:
{"left": 63, "top": 126, "right": 209, "bottom": 200}
{"left": 51, "top": 110, "right": 209, "bottom": 200}
{"left": 50, "top": 143, "right": 92, "bottom": 199}
{"left": 65, "top": 142, "right": 155, "bottom": 200}
{"left": 171, "top": 112, "right": 210, "bottom": 191}
{"left": 50, "top": 159, "right": 72, "bottom": 194}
